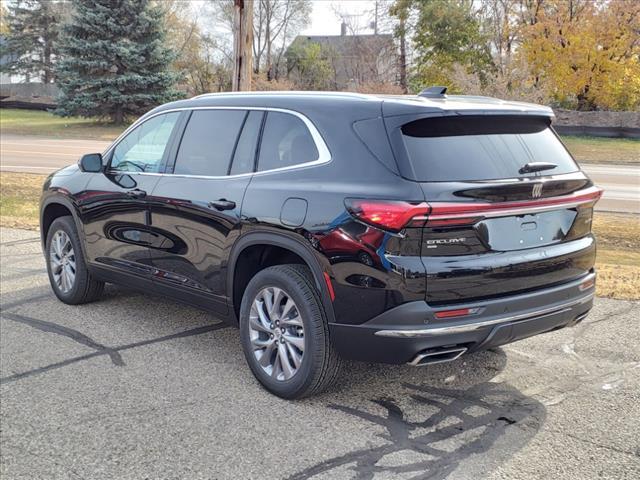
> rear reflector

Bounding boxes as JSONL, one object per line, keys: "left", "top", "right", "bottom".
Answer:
{"left": 323, "top": 272, "right": 336, "bottom": 301}
{"left": 434, "top": 307, "right": 480, "bottom": 319}
{"left": 579, "top": 277, "right": 596, "bottom": 291}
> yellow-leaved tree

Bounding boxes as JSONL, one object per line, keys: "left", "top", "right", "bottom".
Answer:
{"left": 520, "top": 0, "right": 640, "bottom": 110}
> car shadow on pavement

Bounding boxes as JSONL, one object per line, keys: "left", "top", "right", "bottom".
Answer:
{"left": 287, "top": 352, "right": 546, "bottom": 479}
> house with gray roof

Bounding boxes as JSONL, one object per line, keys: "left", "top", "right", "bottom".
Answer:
{"left": 286, "top": 27, "right": 398, "bottom": 90}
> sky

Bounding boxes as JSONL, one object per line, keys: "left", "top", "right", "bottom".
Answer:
{"left": 301, "top": 0, "right": 380, "bottom": 36}
{"left": 194, "top": 0, "right": 386, "bottom": 45}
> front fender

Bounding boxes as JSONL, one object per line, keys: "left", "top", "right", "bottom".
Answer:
{"left": 40, "top": 190, "right": 86, "bottom": 257}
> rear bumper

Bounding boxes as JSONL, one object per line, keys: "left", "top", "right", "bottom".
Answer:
{"left": 329, "top": 271, "right": 595, "bottom": 364}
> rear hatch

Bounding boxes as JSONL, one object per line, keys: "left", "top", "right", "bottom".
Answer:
{"left": 386, "top": 113, "right": 601, "bottom": 305}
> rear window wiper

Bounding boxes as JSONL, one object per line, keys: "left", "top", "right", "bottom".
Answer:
{"left": 519, "top": 162, "right": 558, "bottom": 174}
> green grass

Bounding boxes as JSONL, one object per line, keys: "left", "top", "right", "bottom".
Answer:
{"left": 560, "top": 135, "right": 639, "bottom": 165}
{"left": 0, "top": 108, "right": 126, "bottom": 140}
{"left": 0, "top": 172, "right": 44, "bottom": 230}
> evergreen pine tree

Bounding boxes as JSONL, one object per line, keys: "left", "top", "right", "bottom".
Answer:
{"left": 0, "top": 0, "right": 68, "bottom": 83}
{"left": 55, "top": 0, "right": 183, "bottom": 124}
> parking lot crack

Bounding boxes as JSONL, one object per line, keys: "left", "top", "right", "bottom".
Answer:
{"left": 0, "top": 237, "right": 40, "bottom": 247}
{"left": 0, "top": 321, "right": 229, "bottom": 385}
{"left": 580, "top": 303, "right": 636, "bottom": 329}
{"left": 1, "top": 311, "right": 125, "bottom": 366}
{"left": 2, "top": 268, "right": 47, "bottom": 282}
{"left": 545, "top": 427, "right": 639, "bottom": 458}
{"left": 0, "top": 291, "right": 54, "bottom": 311}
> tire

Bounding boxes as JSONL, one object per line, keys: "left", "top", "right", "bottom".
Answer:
{"left": 239, "top": 264, "right": 341, "bottom": 399}
{"left": 45, "top": 216, "right": 104, "bottom": 305}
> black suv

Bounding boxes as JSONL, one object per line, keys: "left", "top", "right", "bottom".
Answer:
{"left": 40, "top": 90, "right": 601, "bottom": 398}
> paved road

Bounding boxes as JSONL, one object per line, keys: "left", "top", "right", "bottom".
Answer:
{"left": 0, "top": 227, "right": 638, "bottom": 479}
{"left": 0, "top": 135, "right": 111, "bottom": 174}
{"left": 581, "top": 164, "right": 640, "bottom": 213}
{"left": 0, "top": 134, "right": 638, "bottom": 213}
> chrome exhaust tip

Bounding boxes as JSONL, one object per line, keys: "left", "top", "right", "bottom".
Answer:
{"left": 572, "top": 311, "right": 590, "bottom": 325}
{"left": 408, "top": 347, "right": 467, "bottom": 367}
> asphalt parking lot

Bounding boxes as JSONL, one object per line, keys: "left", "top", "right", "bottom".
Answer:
{"left": 1, "top": 226, "right": 639, "bottom": 479}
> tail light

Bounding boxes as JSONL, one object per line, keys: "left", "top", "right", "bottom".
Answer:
{"left": 345, "top": 199, "right": 429, "bottom": 232}
{"left": 346, "top": 186, "right": 603, "bottom": 232}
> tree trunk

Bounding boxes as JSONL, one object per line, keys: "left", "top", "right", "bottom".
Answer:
{"left": 43, "top": 41, "right": 52, "bottom": 84}
{"left": 113, "top": 107, "right": 124, "bottom": 125}
{"left": 233, "top": 0, "right": 254, "bottom": 91}
{"left": 264, "top": 0, "right": 272, "bottom": 80}
{"left": 399, "top": 16, "right": 408, "bottom": 93}
{"left": 266, "top": 19, "right": 272, "bottom": 80}
{"left": 576, "top": 85, "right": 594, "bottom": 111}
{"left": 42, "top": 4, "right": 53, "bottom": 83}
{"left": 253, "top": 0, "right": 262, "bottom": 74}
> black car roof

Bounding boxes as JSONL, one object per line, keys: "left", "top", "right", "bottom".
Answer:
{"left": 147, "top": 91, "right": 554, "bottom": 120}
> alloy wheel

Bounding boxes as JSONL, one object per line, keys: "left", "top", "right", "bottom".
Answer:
{"left": 249, "top": 286, "right": 305, "bottom": 381}
{"left": 49, "top": 230, "right": 76, "bottom": 293}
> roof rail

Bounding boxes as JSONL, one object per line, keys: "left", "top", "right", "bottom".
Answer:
{"left": 418, "top": 86, "right": 448, "bottom": 98}
{"left": 193, "top": 91, "right": 373, "bottom": 100}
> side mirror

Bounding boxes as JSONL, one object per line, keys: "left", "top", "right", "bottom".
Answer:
{"left": 79, "top": 153, "right": 103, "bottom": 173}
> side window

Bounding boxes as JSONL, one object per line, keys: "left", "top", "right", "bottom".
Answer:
{"left": 111, "top": 112, "right": 181, "bottom": 172}
{"left": 173, "top": 110, "right": 246, "bottom": 176}
{"left": 257, "top": 111, "right": 319, "bottom": 172}
{"left": 230, "top": 111, "right": 263, "bottom": 175}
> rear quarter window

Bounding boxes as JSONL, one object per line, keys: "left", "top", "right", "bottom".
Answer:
{"left": 400, "top": 116, "right": 578, "bottom": 181}
{"left": 257, "top": 111, "right": 319, "bottom": 172}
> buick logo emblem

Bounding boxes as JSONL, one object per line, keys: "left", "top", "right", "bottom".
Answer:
{"left": 532, "top": 183, "right": 543, "bottom": 198}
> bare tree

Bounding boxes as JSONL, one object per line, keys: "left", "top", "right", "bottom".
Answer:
{"left": 253, "top": 0, "right": 311, "bottom": 79}
{"left": 330, "top": 4, "right": 363, "bottom": 35}
{"left": 328, "top": 1, "right": 400, "bottom": 89}
{"left": 160, "top": 0, "right": 229, "bottom": 95}
{"left": 365, "top": 0, "right": 396, "bottom": 35}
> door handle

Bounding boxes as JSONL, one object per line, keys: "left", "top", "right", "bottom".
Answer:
{"left": 208, "top": 199, "right": 236, "bottom": 211}
{"left": 126, "top": 189, "right": 147, "bottom": 199}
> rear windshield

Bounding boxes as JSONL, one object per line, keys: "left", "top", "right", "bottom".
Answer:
{"left": 400, "top": 116, "right": 578, "bottom": 181}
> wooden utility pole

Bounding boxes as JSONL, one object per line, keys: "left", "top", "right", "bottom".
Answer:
{"left": 232, "top": 0, "right": 254, "bottom": 91}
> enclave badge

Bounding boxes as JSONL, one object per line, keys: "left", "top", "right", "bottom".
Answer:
{"left": 425, "top": 237, "right": 466, "bottom": 249}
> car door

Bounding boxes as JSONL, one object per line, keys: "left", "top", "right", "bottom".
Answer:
{"left": 147, "top": 108, "right": 263, "bottom": 314}
{"left": 79, "top": 111, "right": 185, "bottom": 277}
